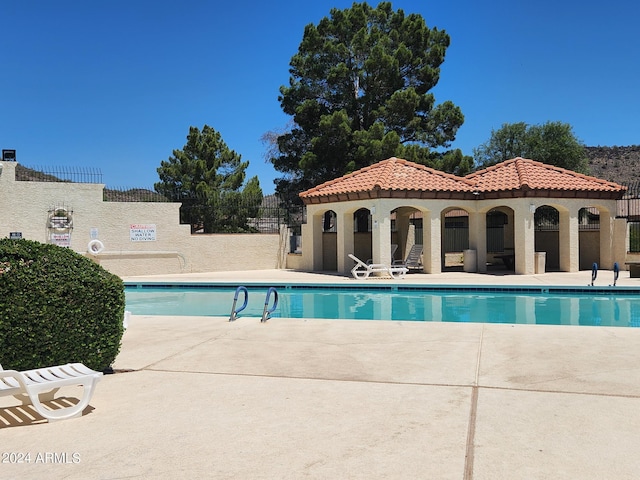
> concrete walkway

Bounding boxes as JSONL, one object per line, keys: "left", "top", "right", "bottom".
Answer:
{"left": 2, "top": 269, "right": 640, "bottom": 479}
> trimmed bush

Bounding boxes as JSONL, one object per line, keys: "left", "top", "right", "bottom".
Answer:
{"left": 0, "top": 239, "right": 124, "bottom": 371}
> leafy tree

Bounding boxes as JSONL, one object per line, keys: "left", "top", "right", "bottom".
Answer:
{"left": 270, "top": 1, "right": 464, "bottom": 201}
{"left": 155, "top": 125, "right": 263, "bottom": 233}
{"left": 474, "top": 121, "right": 589, "bottom": 173}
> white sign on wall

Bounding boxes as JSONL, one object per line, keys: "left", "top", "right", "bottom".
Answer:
{"left": 50, "top": 233, "right": 71, "bottom": 247}
{"left": 130, "top": 224, "right": 157, "bottom": 242}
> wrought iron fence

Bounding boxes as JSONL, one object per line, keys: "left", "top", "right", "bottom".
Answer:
{"left": 178, "top": 195, "right": 304, "bottom": 234}
{"left": 16, "top": 164, "right": 103, "bottom": 184}
{"left": 620, "top": 181, "right": 640, "bottom": 252}
{"left": 103, "top": 187, "right": 172, "bottom": 202}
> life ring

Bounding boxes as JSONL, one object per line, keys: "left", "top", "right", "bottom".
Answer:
{"left": 88, "top": 239, "right": 105, "bottom": 255}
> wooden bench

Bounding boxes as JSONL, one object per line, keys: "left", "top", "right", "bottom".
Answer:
{"left": 0, "top": 362, "right": 102, "bottom": 422}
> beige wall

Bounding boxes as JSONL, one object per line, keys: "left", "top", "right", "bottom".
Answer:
{"left": 0, "top": 162, "right": 285, "bottom": 276}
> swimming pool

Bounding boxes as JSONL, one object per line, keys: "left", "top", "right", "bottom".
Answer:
{"left": 124, "top": 284, "right": 640, "bottom": 328}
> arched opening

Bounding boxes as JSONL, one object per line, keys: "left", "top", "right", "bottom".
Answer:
{"left": 534, "top": 205, "right": 560, "bottom": 270}
{"left": 579, "top": 206, "right": 600, "bottom": 270}
{"left": 442, "top": 208, "right": 469, "bottom": 270}
{"left": 393, "top": 207, "right": 424, "bottom": 269}
{"left": 486, "top": 207, "right": 514, "bottom": 270}
{"left": 321, "top": 209, "right": 337, "bottom": 270}
{"left": 353, "top": 207, "right": 372, "bottom": 262}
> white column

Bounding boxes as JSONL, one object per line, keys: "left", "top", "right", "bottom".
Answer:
{"left": 514, "top": 204, "right": 535, "bottom": 274}
{"left": 598, "top": 209, "right": 613, "bottom": 269}
{"left": 468, "top": 210, "right": 487, "bottom": 273}
{"left": 371, "top": 206, "right": 392, "bottom": 266}
{"left": 301, "top": 209, "right": 325, "bottom": 271}
{"left": 337, "top": 210, "right": 355, "bottom": 275}
{"left": 559, "top": 208, "right": 579, "bottom": 272}
{"left": 425, "top": 209, "right": 441, "bottom": 273}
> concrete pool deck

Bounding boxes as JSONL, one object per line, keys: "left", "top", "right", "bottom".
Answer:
{"left": 2, "top": 269, "right": 640, "bottom": 479}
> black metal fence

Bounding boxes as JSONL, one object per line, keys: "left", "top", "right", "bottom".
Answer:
{"left": 17, "top": 164, "right": 103, "bottom": 184}
{"left": 103, "top": 187, "right": 172, "bottom": 202}
{"left": 179, "top": 196, "right": 304, "bottom": 234}
{"left": 620, "top": 181, "right": 640, "bottom": 252}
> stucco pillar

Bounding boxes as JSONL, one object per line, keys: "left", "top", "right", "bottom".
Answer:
{"left": 598, "top": 209, "right": 614, "bottom": 269}
{"left": 337, "top": 210, "right": 355, "bottom": 275}
{"left": 371, "top": 207, "right": 392, "bottom": 266}
{"left": 468, "top": 210, "right": 487, "bottom": 273}
{"left": 424, "top": 210, "right": 441, "bottom": 274}
{"left": 514, "top": 205, "right": 535, "bottom": 274}
{"left": 301, "top": 210, "right": 325, "bottom": 271}
{"left": 0, "top": 161, "right": 16, "bottom": 232}
{"left": 559, "top": 209, "right": 579, "bottom": 272}
{"left": 613, "top": 218, "right": 628, "bottom": 267}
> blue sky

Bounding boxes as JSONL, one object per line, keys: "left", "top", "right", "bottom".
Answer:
{"left": 1, "top": 1, "right": 638, "bottom": 193}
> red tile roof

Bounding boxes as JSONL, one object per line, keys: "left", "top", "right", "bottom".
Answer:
{"left": 466, "top": 157, "right": 626, "bottom": 194}
{"left": 299, "top": 157, "right": 626, "bottom": 204}
{"left": 299, "top": 157, "right": 476, "bottom": 202}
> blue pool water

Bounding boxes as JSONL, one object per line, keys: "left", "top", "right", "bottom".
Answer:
{"left": 124, "top": 284, "right": 640, "bottom": 327}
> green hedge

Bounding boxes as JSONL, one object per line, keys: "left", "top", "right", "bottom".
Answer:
{"left": 0, "top": 239, "right": 125, "bottom": 371}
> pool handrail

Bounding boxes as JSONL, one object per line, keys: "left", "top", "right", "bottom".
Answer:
{"left": 229, "top": 285, "right": 249, "bottom": 322}
{"left": 261, "top": 287, "right": 278, "bottom": 322}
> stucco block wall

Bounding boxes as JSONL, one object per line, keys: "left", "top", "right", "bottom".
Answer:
{"left": 535, "top": 231, "right": 559, "bottom": 269}
{"left": 322, "top": 233, "right": 337, "bottom": 270}
{"left": 0, "top": 161, "right": 284, "bottom": 276}
{"left": 578, "top": 231, "right": 600, "bottom": 270}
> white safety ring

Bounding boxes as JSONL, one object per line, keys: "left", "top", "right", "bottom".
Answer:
{"left": 87, "top": 239, "right": 105, "bottom": 255}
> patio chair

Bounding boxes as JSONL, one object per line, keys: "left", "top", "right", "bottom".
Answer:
{"left": 0, "top": 362, "right": 102, "bottom": 422}
{"left": 348, "top": 254, "right": 408, "bottom": 279}
{"left": 394, "top": 244, "right": 424, "bottom": 271}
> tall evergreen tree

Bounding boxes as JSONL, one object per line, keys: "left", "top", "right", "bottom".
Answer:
{"left": 155, "top": 125, "right": 262, "bottom": 233}
{"left": 270, "top": 1, "right": 464, "bottom": 201}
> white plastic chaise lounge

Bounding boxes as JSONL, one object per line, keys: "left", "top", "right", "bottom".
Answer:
{"left": 348, "top": 254, "right": 408, "bottom": 279}
{"left": 0, "top": 362, "right": 102, "bottom": 422}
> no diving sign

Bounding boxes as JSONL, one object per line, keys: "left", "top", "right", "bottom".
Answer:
{"left": 130, "top": 224, "right": 156, "bottom": 242}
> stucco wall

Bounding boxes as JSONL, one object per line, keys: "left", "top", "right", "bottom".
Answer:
{"left": 578, "top": 231, "right": 600, "bottom": 270}
{"left": 534, "top": 231, "right": 559, "bottom": 269}
{"left": 0, "top": 161, "right": 284, "bottom": 276}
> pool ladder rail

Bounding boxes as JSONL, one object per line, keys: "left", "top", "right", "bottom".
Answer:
{"left": 229, "top": 286, "right": 249, "bottom": 322}
{"left": 229, "top": 286, "right": 278, "bottom": 322}
{"left": 588, "top": 262, "right": 620, "bottom": 287}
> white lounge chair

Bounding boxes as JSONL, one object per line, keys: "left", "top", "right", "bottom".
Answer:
{"left": 0, "top": 362, "right": 102, "bottom": 422}
{"left": 348, "top": 254, "right": 408, "bottom": 279}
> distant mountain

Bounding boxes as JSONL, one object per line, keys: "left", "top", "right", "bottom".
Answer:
{"left": 585, "top": 145, "right": 640, "bottom": 185}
